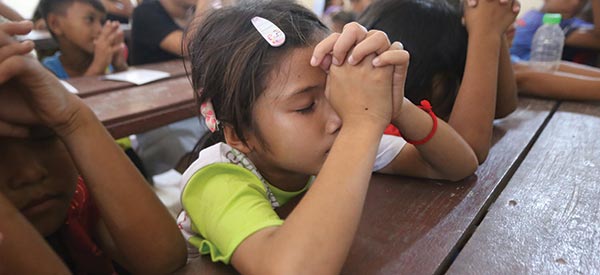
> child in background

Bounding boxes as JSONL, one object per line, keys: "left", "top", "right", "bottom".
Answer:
{"left": 101, "top": 0, "right": 134, "bottom": 23}
{"left": 511, "top": 0, "right": 600, "bottom": 64}
{"left": 39, "top": 0, "right": 127, "bottom": 79}
{"left": 358, "top": 0, "right": 520, "bottom": 163}
{"left": 177, "top": 1, "right": 477, "bottom": 274}
{"left": 324, "top": 10, "right": 356, "bottom": 33}
{"left": 130, "top": 0, "right": 210, "bottom": 65}
{"left": 0, "top": 21, "right": 186, "bottom": 273}
{"left": 508, "top": 21, "right": 600, "bottom": 100}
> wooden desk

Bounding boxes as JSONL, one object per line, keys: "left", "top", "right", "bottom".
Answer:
{"left": 447, "top": 101, "right": 600, "bottom": 274}
{"left": 174, "top": 97, "right": 558, "bottom": 274}
{"left": 67, "top": 59, "right": 189, "bottom": 97}
{"left": 82, "top": 76, "right": 196, "bottom": 139}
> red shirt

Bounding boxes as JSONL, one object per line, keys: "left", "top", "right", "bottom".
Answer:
{"left": 58, "top": 178, "right": 116, "bottom": 274}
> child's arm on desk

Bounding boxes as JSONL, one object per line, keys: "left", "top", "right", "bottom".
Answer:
{"left": 445, "top": 0, "right": 517, "bottom": 163}
{"left": 565, "top": 0, "right": 600, "bottom": 50}
{"left": 0, "top": 23, "right": 185, "bottom": 274}
{"left": 514, "top": 61, "right": 600, "bottom": 100}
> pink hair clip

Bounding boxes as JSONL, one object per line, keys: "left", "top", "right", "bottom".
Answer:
{"left": 251, "top": 16, "right": 286, "bottom": 47}
{"left": 200, "top": 100, "right": 219, "bottom": 132}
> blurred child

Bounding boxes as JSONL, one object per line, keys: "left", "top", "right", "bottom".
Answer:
{"left": 32, "top": 4, "right": 48, "bottom": 30}
{"left": 101, "top": 0, "right": 134, "bottom": 23}
{"left": 507, "top": 22, "right": 600, "bottom": 100}
{"left": 39, "top": 0, "right": 127, "bottom": 79}
{"left": 130, "top": 0, "right": 210, "bottom": 65}
{"left": 358, "top": 0, "right": 520, "bottom": 163}
{"left": 176, "top": 1, "right": 477, "bottom": 273}
{"left": 324, "top": 10, "right": 356, "bottom": 33}
{"left": 0, "top": 21, "right": 186, "bottom": 273}
{"left": 511, "top": 0, "right": 600, "bottom": 64}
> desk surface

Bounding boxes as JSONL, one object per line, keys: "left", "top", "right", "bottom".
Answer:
{"left": 447, "top": 101, "right": 600, "bottom": 274}
{"left": 174, "top": 97, "right": 559, "bottom": 275}
{"left": 67, "top": 59, "right": 189, "bottom": 97}
{"left": 82, "top": 76, "right": 196, "bottom": 139}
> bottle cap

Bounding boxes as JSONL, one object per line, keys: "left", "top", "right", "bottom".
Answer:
{"left": 543, "top": 13, "right": 562, "bottom": 25}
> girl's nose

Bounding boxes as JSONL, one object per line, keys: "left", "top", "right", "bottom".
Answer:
{"left": 324, "top": 100, "right": 342, "bottom": 135}
{"left": 5, "top": 145, "right": 48, "bottom": 189}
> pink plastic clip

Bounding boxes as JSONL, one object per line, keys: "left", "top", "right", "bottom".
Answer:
{"left": 200, "top": 100, "right": 219, "bottom": 132}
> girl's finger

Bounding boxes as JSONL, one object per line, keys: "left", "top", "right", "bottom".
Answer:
{"left": 0, "top": 21, "right": 34, "bottom": 37}
{"left": 319, "top": 54, "right": 332, "bottom": 72}
{"left": 372, "top": 42, "right": 408, "bottom": 67}
{"left": 0, "top": 121, "right": 29, "bottom": 138}
{"left": 311, "top": 32, "right": 340, "bottom": 66}
{"left": 348, "top": 30, "right": 390, "bottom": 65}
{"left": 0, "top": 55, "right": 26, "bottom": 84}
{"left": 0, "top": 40, "right": 34, "bottom": 62}
{"left": 331, "top": 22, "right": 368, "bottom": 66}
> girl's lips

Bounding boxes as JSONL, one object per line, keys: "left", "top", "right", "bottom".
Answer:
{"left": 20, "top": 195, "right": 62, "bottom": 217}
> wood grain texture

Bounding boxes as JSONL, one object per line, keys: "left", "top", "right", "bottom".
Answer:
{"left": 174, "top": 98, "right": 557, "bottom": 275}
{"left": 82, "top": 76, "right": 196, "bottom": 139}
{"left": 67, "top": 59, "right": 190, "bottom": 97}
{"left": 448, "top": 101, "right": 600, "bottom": 274}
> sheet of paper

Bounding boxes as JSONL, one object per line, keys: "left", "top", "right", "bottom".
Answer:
{"left": 59, "top": 80, "right": 78, "bottom": 94}
{"left": 103, "top": 69, "right": 171, "bottom": 85}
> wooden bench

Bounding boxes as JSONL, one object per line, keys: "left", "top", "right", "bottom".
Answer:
{"left": 173, "top": 97, "right": 559, "bottom": 274}
{"left": 67, "top": 59, "right": 190, "bottom": 97}
{"left": 447, "top": 101, "right": 600, "bottom": 274}
{"left": 81, "top": 76, "right": 196, "bottom": 139}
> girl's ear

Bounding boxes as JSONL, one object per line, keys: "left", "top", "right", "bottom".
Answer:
{"left": 46, "top": 14, "right": 64, "bottom": 36}
{"left": 223, "top": 125, "right": 252, "bottom": 154}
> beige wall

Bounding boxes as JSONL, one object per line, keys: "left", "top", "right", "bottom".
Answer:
{"left": 520, "top": 0, "right": 543, "bottom": 17}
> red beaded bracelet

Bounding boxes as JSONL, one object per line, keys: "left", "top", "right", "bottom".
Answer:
{"left": 402, "top": 100, "right": 438, "bottom": 145}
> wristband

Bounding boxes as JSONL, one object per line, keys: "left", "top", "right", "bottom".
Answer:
{"left": 402, "top": 100, "right": 438, "bottom": 145}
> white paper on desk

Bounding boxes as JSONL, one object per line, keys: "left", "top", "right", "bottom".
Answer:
{"left": 102, "top": 69, "right": 171, "bottom": 85}
{"left": 59, "top": 80, "right": 79, "bottom": 94}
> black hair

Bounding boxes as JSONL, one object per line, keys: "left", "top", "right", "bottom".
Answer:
{"left": 184, "top": 0, "right": 328, "bottom": 159}
{"left": 39, "top": 0, "right": 106, "bottom": 19}
{"left": 359, "top": 0, "right": 468, "bottom": 116}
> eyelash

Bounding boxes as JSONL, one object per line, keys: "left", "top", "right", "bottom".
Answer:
{"left": 296, "top": 102, "right": 315, "bottom": 114}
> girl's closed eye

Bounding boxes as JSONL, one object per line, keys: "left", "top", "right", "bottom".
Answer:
{"left": 296, "top": 102, "right": 316, "bottom": 114}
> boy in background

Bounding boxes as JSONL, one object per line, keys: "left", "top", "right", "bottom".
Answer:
{"left": 39, "top": 0, "right": 127, "bottom": 79}
{"left": 511, "top": 0, "right": 600, "bottom": 64}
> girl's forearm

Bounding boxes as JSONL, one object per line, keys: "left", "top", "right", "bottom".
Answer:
{"left": 390, "top": 100, "right": 477, "bottom": 181}
{"left": 243, "top": 124, "right": 384, "bottom": 275}
{"left": 0, "top": 194, "right": 70, "bottom": 274}
{"left": 58, "top": 106, "right": 186, "bottom": 274}
{"left": 516, "top": 69, "right": 600, "bottom": 101}
{"left": 448, "top": 33, "right": 501, "bottom": 163}
{"left": 495, "top": 36, "right": 518, "bottom": 118}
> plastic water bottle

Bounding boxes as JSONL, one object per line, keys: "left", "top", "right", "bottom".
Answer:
{"left": 530, "top": 13, "right": 564, "bottom": 72}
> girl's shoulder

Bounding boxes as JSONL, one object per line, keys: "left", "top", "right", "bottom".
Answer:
{"left": 181, "top": 142, "right": 261, "bottom": 189}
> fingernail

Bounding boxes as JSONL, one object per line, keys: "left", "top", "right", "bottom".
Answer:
{"left": 514, "top": 5, "right": 520, "bottom": 13}
{"left": 310, "top": 56, "right": 317, "bottom": 66}
{"left": 372, "top": 57, "right": 380, "bottom": 66}
{"left": 332, "top": 57, "right": 341, "bottom": 66}
{"left": 468, "top": 0, "right": 475, "bottom": 6}
{"left": 348, "top": 55, "right": 355, "bottom": 65}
